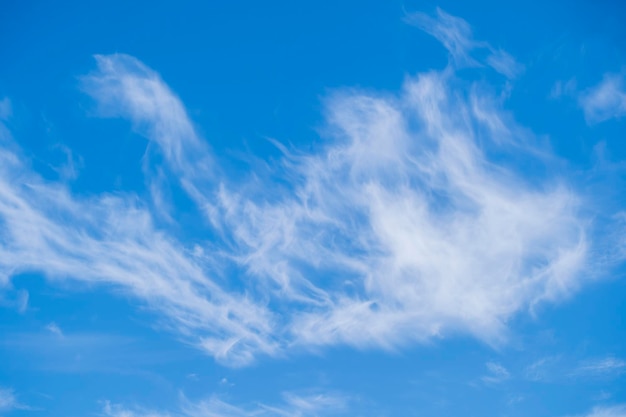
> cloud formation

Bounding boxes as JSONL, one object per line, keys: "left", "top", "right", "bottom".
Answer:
{"left": 0, "top": 387, "right": 27, "bottom": 413}
{"left": 405, "top": 8, "right": 523, "bottom": 78}
{"left": 103, "top": 392, "right": 348, "bottom": 417}
{"left": 0, "top": 388, "right": 16, "bottom": 412}
{"left": 0, "top": 9, "right": 606, "bottom": 366}
{"left": 579, "top": 73, "right": 626, "bottom": 123}
{"left": 77, "top": 51, "right": 589, "bottom": 357}
{"left": 0, "top": 106, "right": 277, "bottom": 366}
{"left": 482, "top": 362, "right": 511, "bottom": 384}
{"left": 577, "top": 405, "right": 626, "bottom": 417}
{"left": 572, "top": 357, "right": 626, "bottom": 378}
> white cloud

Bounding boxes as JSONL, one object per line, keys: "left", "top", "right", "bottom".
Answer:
{"left": 572, "top": 357, "right": 626, "bottom": 378}
{"left": 550, "top": 79, "right": 577, "bottom": 100}
{"left": 405, "top": 8, "right": 477, "bottom": 68}
{"left": 579, "top": 73, "right": 626, "bottom": 124}
{"left": 0, "top": 287, "right": 28, "bottom": 313}
{"left": 523, "top": 355, "right": 626, "bottom": 383}
{"left": 237, "top": 70, "right": 589, "bottom": 350}
{"left": 0, "top": 98, "right": 11, "bottom": 121}
{"left": 103, "top": 392, "right": 348, "bottom": 417}
{"left": 45, "top": 322, "right": 63, "bottom": 337}
{"left": 0, "top": 388, "right": 17, "bottom": 412}
{"left": 81, "top": 54, "right": 218, "bottom": 226}
{"left": 104, "top": 401, "right": 172, "bottom": 417}
{"left": 524, "top": 356, "right": 561, "bottom": 382}
{"left": 48, "top": 144, "right": 83, "bottom": 182}
{"left": 0, "top": 387, "right": 29, "bottom": 413}
{"left": 576, "top": 404, "right": 626, "bottom": 417}
{"left": 0, "top": 20, "right": 607, "bottom": 365}
{"left": 405, "top": 8, "right": 523, "bottom": 78}
{"left": 486, "top": 49, "right": 524, "bottom": 80}
{"left": 482, "top": 362, "right": 510, "bottom": 384}
{"left": 0, "top": 116, "right": 277, "bottom": 366}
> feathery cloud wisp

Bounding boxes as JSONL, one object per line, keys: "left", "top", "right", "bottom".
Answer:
{"left": 572, "top": 357, "right": 626, "bottom": 378}
{"left": 81, "top": 51, "right": 589, "bottom": 354}
{"left": 0, "top": 116, "right": 277, "bottom": 366}
{"left": 103, "top": 391, "right": 348, "bottom": 417}
{"left": 579, "top": 73, "right": 626, "bottom": 124}
{"left": 482, "top": 362, "right": 510, "bottom": 384}
{"left": 405, "top": 8, "right": 523, "bottom": 78}
{"left": 576, "top": 404, "right": 626, "bottom": 417}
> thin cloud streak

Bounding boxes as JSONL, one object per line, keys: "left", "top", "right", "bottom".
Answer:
{"left": 575, "top": 404, "right": 626, "bottom": 417}
{"left": 405, "top": 8, "right": 524, "bottom": 78}
{"left": 0, "top": 387, "right": 17, "bottom": 412}
{"left": 572, "top": 357, "right": 626, "bottom": 378}
{"left": 0, "top": 386, "right": 29, "bottom": 412}
{"left": 482, "top": 362, "right": 510, "bottom": 384}
{"left": 81, "top": 54, "right": 219, "bottom": 226}
{"left": 103, "top": 391, "right": 349, "bottom": 417}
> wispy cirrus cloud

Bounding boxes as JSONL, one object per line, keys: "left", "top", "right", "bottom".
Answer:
{"left": 0, "top": 387, "right": 17, "bottom": 412}
{"left": 579, "top": 73, "right": 626, "bottom": 124}
{"left": 572, "top": 357, "right": 626, "bottom": 378}
{"left": 84, "top": 51, "right": 589, "bottom": 353}
{"left": 45, "top": 322, "right": 63, "bottom": 337}
{"left": 524, "top": 355, "right": 626, "bottom": 383}
{"left": 0, "top": 387, "right": 29, "bottom": 413}
{"left": 482, "top": 362, "right": 510, "bottom": 384}
{"left": 103, "top": 391, "right": 349, "bottom": 417}
{"left": 0, "top": 8, "right": 617, "bottom": 367}
{"left": 0, "top": 113, "right": 276, "bottom": 366}
{"left": 104, "top": 401, "right": 171, "bottom": 417}
{"left": 230, "top": 71, "right": 588, "bottom": 350}
{"left": 81, "top": 54, "right": 218, "bottom": 225}
{"left": 0, "top": 98, "right": 11, "bottom": 121}
{"left": 524, "top": 356, "right": 562, "bottom": 382}
{"left": 575, "top": 404, "right": 626, "bottom": 417}
{"left": 405, "top": 8, "right": 524, "bottom": 78}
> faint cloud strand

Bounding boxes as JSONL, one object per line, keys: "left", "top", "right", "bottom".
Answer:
{"left": 45, "top": 322, "right": 63, "bottom": 337}
{"left": 482, "top": 362, "right": 510, "bottom": 384}
{"left": 579, "top": 73, "right": 626, "bottom": 124}
{"left": 405, "top": 8, "right": 524, "bottom": 78}
{"left": 574, "top": 404, "right": 626, "bottom": 417}
{"left": 572, "top": 357, "right": 626, "bottom": 378}
{"left": 0, "top": 387, "right": 30, "bottom": 413}
{"left": 0, "top": 98, "right": 11, "bottom": 121}
{"left": 524, "top": 356, "right": 561, "bottom": 382}
{"left": 103, "top": 391, "right": 349, "bottom": 417}
{"left": 0, "top": 387, "right": 17, "bottom": 412}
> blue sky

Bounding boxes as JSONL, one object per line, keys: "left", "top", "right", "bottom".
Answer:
{"left": 1, "top": 1, "right": 626, "bottom": 416}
